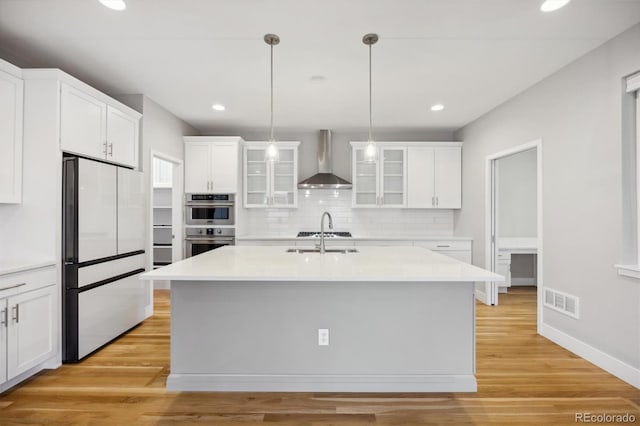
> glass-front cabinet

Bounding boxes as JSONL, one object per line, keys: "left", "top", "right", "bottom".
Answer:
{"left": 243, "top": 142, "right": 299, "bottom": 208}
{"left": 351, "top": 143, "right": 407, "bottom": 208}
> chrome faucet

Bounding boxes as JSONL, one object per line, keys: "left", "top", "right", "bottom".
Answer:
{"left": 319, "top": 211, "right": 334, "bottom": 254}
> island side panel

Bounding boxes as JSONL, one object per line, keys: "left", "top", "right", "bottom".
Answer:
{"left": 169, "top": 280, "right": 476, "bottom": 392}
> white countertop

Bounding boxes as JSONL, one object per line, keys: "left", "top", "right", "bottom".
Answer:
{"left": 236, "top": 235, "right": 473, "bottom": 241}
{"left": 0, "top": 259, "right": 57, "bottom": 276}
{"left": 141, "top": 246, "right": 501, "bottom": 282}
{"left": 497, "top": 237, "right": 537, "bottom": 250}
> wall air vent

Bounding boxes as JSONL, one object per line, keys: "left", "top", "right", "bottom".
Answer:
{"left": 544, "top": 287, "right": 579, "bottom": 319}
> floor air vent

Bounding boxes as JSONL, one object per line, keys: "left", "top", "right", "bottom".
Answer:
{"left": 543, "top": 287, "right": 579, "bottom": 319}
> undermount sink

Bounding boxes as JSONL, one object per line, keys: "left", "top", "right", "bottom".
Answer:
{"left": 286, "top": 248, "right": 359, "bottom": 254}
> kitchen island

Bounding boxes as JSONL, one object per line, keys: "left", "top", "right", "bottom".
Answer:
{"left": 141, "top": 246, "right": 502, "bottom": 392}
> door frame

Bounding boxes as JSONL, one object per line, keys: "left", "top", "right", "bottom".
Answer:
{"left": 483, "top": 139, "right": 543, "bottom": 332}
{"left": 149, "top": 150, "right": 184, "bottom": 289}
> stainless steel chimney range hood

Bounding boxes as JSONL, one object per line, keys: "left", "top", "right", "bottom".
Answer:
{"left": 298, "top": 130, "right": 352, "bottom": 189}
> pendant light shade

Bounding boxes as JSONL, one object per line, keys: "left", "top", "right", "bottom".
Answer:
{"left": 363, "top": 33, "right": 379, "bottom": 163}
{"left": 264, "top": 33, "right": 280, "bottom": 162}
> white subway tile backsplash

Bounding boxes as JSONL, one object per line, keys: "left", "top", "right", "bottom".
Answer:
{"left": 239, "top": 190, "right": 454, "bottom": 237}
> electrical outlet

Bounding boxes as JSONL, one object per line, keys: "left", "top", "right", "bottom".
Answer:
{"left": 318, "top": 328, "right": 329, "bottom": 346}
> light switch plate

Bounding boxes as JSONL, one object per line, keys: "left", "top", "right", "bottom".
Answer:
{"left": 318, "top": 328, "right": 329, "bottom": 346}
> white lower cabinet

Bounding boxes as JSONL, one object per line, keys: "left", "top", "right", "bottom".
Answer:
{"left": 413, "top": 240, "right": 473, "bottom": 263}
{"left": 1, "top": 284, "right": 56, "bottom": 382}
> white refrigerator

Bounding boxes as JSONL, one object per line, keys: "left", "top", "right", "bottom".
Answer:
{"left": 62, "top": 156, "right": 150, "bottom": 362}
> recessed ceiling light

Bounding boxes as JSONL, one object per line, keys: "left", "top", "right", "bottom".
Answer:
{"left": 430, "top": 104, "right": 445, "bottom": 112}
{"left": 540, "top": 0, "right": 571, "bottom": 12}
{"left": 211, "top": 104, "right": 226, "bottom": 111}
{"left": 98, "top": 0, "right": 126, "bottom": 11}
{"left": 310, "top": 75, "right": 327, "bottom": 83}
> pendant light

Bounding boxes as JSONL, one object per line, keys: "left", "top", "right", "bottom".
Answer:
{"left": 264, "top": 33, "right": 280, "bottom": 162}
{"left": 363, "top": 33, "right": 379, "bottom": 163}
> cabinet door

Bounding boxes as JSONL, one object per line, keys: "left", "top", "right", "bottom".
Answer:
{"left": 211, "top": 142, "right": 238, "bottom": 193}
{"left": 270, "top": 147, "right": 297, "bottom": 207}
{"left": 78, "top": 159, "right": 118, "bottom": 262}
{"left": 434, "top": 147, "right": 462, "bottom": 209}
{"left": 244, "top": 148, "right": 270, "bottom": 207}
{"left": 352, "top": 148, "right": 379, "bottom": 207}
{"left": 7, "top": 285, "right": 56, "bottom": 380}
{"left": 118, "top": 167, "right": 145, "bottom": 254}
{"left": 380, "top": 147, "right": 407, "bottom": 207}
{"left": 407, "top": 147, "right": 435, "bottom": 208}
{"left": 60, "top": 85, "right": 107, "bottom": 160}
{"left": 0, "top": 70, "right": 23, "bottom": 204}
{"left": 184, "top": 142, "right": 211, "bottom": 193}
{"left": 0, "top": 299, "right": 7, "bottom": 383}
{"left": 106, "top": 106, "right": 138, "bottom": 168}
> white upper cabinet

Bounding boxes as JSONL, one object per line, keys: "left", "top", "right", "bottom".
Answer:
{"left": 106, "top": 106, "right": 138, "bottom": 168}
{"left": 351, "top": 143, "right": 407, "bottom": 208}
{"left": 0, "top": 68, "right": 24, "bottom": 204}
{"left": 184, "top": 141, "right": 210, "bottom": 193}
{"left": 407, "top": 144, "right": 462, "bottom": 209}
{"left": 243, "top": 141, "right": 299, "bottom": 208}
{"left": 433, "top": 147, "right": 462, "bottom": 208}
{"left": 184, "top": 137, "right": 241, "bottom": 194}
{"left": 60, "top": 85, "right": 107, "bottom": 160}
{"left": 60, "top": 83, "right": 140, "bottom": 168}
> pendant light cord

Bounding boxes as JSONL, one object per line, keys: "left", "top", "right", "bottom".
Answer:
{"left": 270, "top": 43, "right": 274, "bottom": 142}
{"left": 368, "top": 43, "right": 373, "bottom": 142}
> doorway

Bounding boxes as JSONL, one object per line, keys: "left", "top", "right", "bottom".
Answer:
{"left": 478, "top": 140, "right": 543, "bottom": 331}
{"left": 150, "top": 151, "right": 184, "bottom": 289}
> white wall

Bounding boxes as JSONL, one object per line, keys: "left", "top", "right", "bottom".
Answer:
{"left": 497, "top": 148, "right": 537, "bottom": 238}
{"left": 241, "top": 189, "right": 454, "bottom": 237}
{"left": 454, "top": 24, "right": 640, "bottom": 372}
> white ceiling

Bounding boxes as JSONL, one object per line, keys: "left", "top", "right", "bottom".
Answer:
{"left": 1, "top": 0, "right": 639, "bottom": 133}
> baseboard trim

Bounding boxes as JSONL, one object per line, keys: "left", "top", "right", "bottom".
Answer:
{"left": 167, "top": 373, "right": 477, "bottom": 393}
{"left": 540, "top": 323, "right": 640, "bottom": 389}
{"left": 0, "top": 356, "right": 58, "bottom": 394}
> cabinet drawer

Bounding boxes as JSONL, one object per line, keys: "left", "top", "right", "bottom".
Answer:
{"left": 497, "top": 251, "right": 512, "bottom": 261}
{"left": 0, "top": 266, "right": 56, "bottom": 297}
{"left": 77, "top": 254, "right": 145, "bottom": 288}
{"left": 413, "top": 240, "right": 472, "bottom": 251}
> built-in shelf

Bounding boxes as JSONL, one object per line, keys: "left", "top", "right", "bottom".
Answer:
{"left": 153, "top": 185, "right": 174, "bottom": 269}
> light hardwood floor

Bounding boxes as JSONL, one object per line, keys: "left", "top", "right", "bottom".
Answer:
{"left": 0, "top": 287, "right": 638, "bottom": 425}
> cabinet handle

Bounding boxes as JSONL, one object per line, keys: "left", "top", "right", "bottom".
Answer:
{"left": 431, "top": 196, "right": 435, "bottom": 207}
{"left": 0, "top": 282, "right": 26, "bottom": 292}
{"left": 437, "top": 245, "right": 451, "bottom": 248}
{"left": 380, "top": 195, "right": 384, "bottom": 205}
{"left": 0, "top": 308, "right": 6, "bottom": 327}
{"left": 436, "top": 196, "right": 439, "bottom": 207}
{"left": 103, "top": 141, "right": 108, "bottom": 155}
{"left": 12, "top": 304, "right": 19, "bottom": 324}
{"left": 207, "top": 181, "right": 210, "bottom": 191}
{"left": 108, "top": 143, "right": 113, "bottom": 157}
